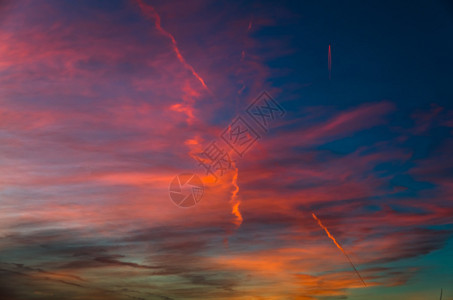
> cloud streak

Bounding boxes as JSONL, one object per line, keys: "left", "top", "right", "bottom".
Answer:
{"left": 312, "top": 213, "right": 367, "bottom": 287}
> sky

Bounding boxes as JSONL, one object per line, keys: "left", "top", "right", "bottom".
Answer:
{"left": 0, "top": 0, "right": 452, "bottom": 299}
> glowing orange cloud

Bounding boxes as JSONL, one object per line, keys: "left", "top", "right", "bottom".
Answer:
{"left": 312, "top": 212, "right": 366, "bottom": 286}
{"left": 230, "top": 161, "right": 243, "bottom": 228}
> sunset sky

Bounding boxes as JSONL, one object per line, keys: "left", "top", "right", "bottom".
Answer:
{"left": 1, "top": 0, "right": 452, "bottom": 299}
